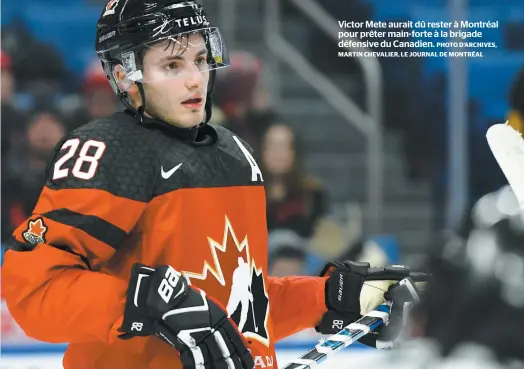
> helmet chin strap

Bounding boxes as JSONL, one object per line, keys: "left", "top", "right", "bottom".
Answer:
{"left": 116, "top": 82, "right": 148, "bottom": 123}
{"left": 136, "top": 82, "right": 147, "bottom": 122}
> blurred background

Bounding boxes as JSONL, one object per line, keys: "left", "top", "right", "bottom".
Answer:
{"left": 2, "top": 0, "right": 524, "bottom": 366}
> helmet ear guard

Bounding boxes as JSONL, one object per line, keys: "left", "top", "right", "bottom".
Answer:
{"left": 112, "top": 64, "right": 135, "bottom": 93}
{"left": 100, "top": 59, "right": 142, "bottom": 115}
{"left": 101, "top": 60, "right": 128, "bottom": 95}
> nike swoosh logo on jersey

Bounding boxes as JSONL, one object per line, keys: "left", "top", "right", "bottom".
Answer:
{"left": 161, "top": 163, "right": 183, "bottom": 179}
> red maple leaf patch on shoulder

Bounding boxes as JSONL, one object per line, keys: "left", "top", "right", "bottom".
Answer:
{"left": 22, "top": 218, "right": 47, "bottom": 244}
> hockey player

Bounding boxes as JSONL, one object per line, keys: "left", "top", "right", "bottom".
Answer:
{"left": 2, "top": 1, "right": 402, "bottom": 368}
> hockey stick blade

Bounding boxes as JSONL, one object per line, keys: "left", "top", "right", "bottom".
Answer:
{"left": 486, "top": 122, "right": 524, "bottom": 208}
{"left": 280, "top": 304, "right": 390, "bottom": 369}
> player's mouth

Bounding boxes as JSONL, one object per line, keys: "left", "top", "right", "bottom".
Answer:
{"left": 181, "top": 96, "right": 203, "bottom": 109}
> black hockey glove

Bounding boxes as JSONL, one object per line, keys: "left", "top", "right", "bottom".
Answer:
{"left": 118, "top": 263, "right": 254, "bottom": 369}
{"left": 315, "top": 260, "right": 371, "bottom": 335}
{"left": 315, "top": 261, "right": 421, "bottom": 348}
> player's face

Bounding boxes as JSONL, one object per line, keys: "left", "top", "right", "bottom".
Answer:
{"left": 262, "top": 124, "right": 296, "bottom": 175}
{"left": 269, "top": 258, "right": 304, "bottom": 277}
{"left": 27, "top": 113, "right": 66, "bottom": 157}
{"left": 141, "top": 33, "right": 210, "bottom": 128}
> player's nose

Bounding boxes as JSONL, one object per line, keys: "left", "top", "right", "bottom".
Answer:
{"left": 184, "top": 68, "right": 204, "bottom": 90}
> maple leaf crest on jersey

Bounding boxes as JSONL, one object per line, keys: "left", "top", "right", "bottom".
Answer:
{"left": 182, "top": 215, "right": 270, "bottom": 347}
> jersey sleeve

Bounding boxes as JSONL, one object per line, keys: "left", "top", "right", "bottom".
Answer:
{"left": 266, "top": 276, "right": 328, "bottom": 341}
{"left": 1, "top": 122, "right": 153, "bottom": 344}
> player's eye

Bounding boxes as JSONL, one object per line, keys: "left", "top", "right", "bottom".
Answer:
{"left": 164, "top": 62, "right": 180, "bottom": 71}
{"left": 195, "top": 56, "right": 207, "bottom": 66}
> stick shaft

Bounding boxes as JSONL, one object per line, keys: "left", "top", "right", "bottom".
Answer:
{"left": 280, "top": 304, "right": 390, "bottom": 369}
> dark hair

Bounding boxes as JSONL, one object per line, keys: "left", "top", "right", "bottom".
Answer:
{"left": 25, "top": 108, "right": 65, "bottom": 130}
{"left": 268, "top": 245, "right": 307, "bottom": 271}
{"left": 260, "top": 122, "right": 309, "bottom": 200}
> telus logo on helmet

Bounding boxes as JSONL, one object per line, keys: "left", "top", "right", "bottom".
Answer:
{"left": 103, "top": 0, "right": 119, "bottom": 17}
{"left": 152, "top": 15, "right": 209, "bottom": 37}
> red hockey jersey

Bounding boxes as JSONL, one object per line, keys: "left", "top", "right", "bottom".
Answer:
{"left": 2, "top": 111, "right": 327, "bottom": 369}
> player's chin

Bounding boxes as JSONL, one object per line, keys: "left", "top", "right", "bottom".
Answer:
{"left": 177, "top": 108, "right": 205, "bottom": 128}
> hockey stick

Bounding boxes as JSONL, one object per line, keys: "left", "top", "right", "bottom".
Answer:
{"left": 486, "top": 122, "right": 524, "bottom": 207}
{"left": 364, "top": 268, "right": 431, "bottom": 282}
{"left": 247, "top": 285, "right": 258, "bottom": 332}
{"left": 250, "top": 298, "right": 258, "bottom": 332}
{"left": 280, "top": 304, "right": 390, "bottom": 369}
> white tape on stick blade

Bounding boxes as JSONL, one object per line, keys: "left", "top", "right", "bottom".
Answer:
{"left": 486, "top": 122, "right": 524, "bottom": 208}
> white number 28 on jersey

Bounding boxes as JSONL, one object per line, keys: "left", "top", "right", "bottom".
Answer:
{"left": 52, "top": 139, "right": 106, "bottom": 180}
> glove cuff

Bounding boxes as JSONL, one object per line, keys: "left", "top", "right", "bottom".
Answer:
{"left": 119, "top": 264, "right": 156, "bottom": 338}
{"left": 314, "top": 310, "right": 359, "bottom": 335}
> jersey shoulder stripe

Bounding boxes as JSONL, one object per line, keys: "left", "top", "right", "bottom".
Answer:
{"left": 4, "top": 236, "right": 93, "bottom": 269}
{"left": 41, "top": 209, "right": 128, "bottom": 251}
{"left": 11, "top": 215, "right": 120, "bottom": 267}
{"left": 34, "top": 187, "right": 146, "bottom": 233}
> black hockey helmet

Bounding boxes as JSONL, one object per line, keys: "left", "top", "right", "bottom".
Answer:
{"left": 95, "top": 0, "right": 230, "bottom": 123}
{"left": 415, "top": 186, "right": 524, "bottom": 360}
